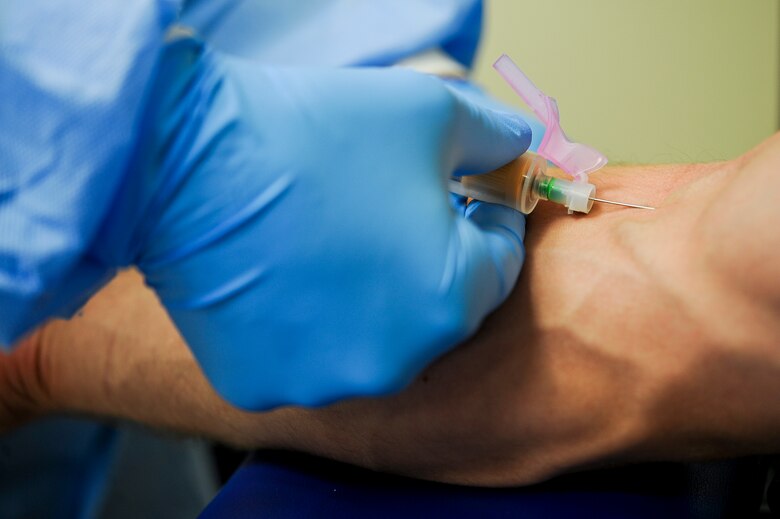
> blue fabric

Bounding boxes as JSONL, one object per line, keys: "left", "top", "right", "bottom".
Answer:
{"left": 180, "top": 0, "right": 482, "bottom": 67}
{"left": 123, "top": 38, "right": 531, "bottom": 409}
{"left": 0, "top": 0, "right": 178, "bottom": 346}
{"left": 0, "top": 418, "right": 117, "bottom": 519}
{"left": 200, "top": 451, "right": 691, "bottom": 519}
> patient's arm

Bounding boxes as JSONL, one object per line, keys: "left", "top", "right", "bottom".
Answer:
{"left": 265, "top": 134, "right": 780, "bottom": 485}
{"left": 4, "top": 134, "right": 780, "bottom": 486}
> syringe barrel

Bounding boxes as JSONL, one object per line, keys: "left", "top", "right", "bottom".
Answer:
{"left": 449, "top": 152, "right": 596, "bottom": 214}
{"left": 451, "top": 153, "right": 547, "bottom": 214}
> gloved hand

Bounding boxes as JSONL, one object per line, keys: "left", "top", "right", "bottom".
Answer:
{"left": 443, "top": 78, "right": 546, "bottom": 152}
{"left": 98, "top": 38, "right": 532, "bottom": 410}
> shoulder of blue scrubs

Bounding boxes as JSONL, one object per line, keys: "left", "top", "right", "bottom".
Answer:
{"left": 180, "top": 0, "right": 482, "bottom": 68}
{"left": 0, "top": 0, "right": 180, "bottom": 347}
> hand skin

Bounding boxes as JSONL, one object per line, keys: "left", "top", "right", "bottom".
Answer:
{"left": 3, "top": 134, "right": 780, "bottom": 486}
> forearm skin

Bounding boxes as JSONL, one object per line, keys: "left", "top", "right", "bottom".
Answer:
{"left": 7, "top": 136, "right": 780, "bottom": 486}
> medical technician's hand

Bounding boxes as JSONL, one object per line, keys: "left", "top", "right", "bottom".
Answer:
{"left": 111, "top": 38, "right": 531, "bottom": 410}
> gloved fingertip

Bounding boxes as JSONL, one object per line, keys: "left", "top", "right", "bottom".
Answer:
{"left": 465, "top": 200, "right": 526, "bottom": 242}
{"left": 449, "top": 192, "right": 468, "bottom": 215}
{"left": 452, "top": 105, "right": 533, "bottom": 175}
{"left": 451, "top": 201, "right": 526, "bottom": 313}
{"left": 501, "top": 112, "right": 534, "bottom": 146}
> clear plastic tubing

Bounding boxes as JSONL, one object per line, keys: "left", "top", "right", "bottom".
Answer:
{"left": 448, "top": 152, "right": 596, "bottom": 215}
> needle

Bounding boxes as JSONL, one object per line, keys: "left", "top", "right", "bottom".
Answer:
{"left": 589, "top": 197, "right": 655, "bottom": 210}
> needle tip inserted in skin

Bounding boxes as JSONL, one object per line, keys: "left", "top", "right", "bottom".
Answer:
{"left": 589, "top": 197, "right": 656, "bottom": 210}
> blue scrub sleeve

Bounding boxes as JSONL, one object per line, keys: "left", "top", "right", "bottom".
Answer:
{"left": 180, "top": 0, "right": 482, "bottom": 68}
{"left": 0, "top": 0, "right": 178, "bottom": 346}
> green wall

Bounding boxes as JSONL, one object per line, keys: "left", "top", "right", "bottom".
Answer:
{"left": 472, "top": 0, "right": 779, "bottom": 163}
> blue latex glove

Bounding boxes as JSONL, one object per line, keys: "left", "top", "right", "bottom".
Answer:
{"left": 445, "top": 79, "right": 546, "bottom": 153}
{"left": 98, "top": 38, "right": 531, "bottom": 409}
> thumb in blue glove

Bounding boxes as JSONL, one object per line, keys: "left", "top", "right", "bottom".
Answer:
{"left": 99, "top": 38, "right": 532, "bottom": 410}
